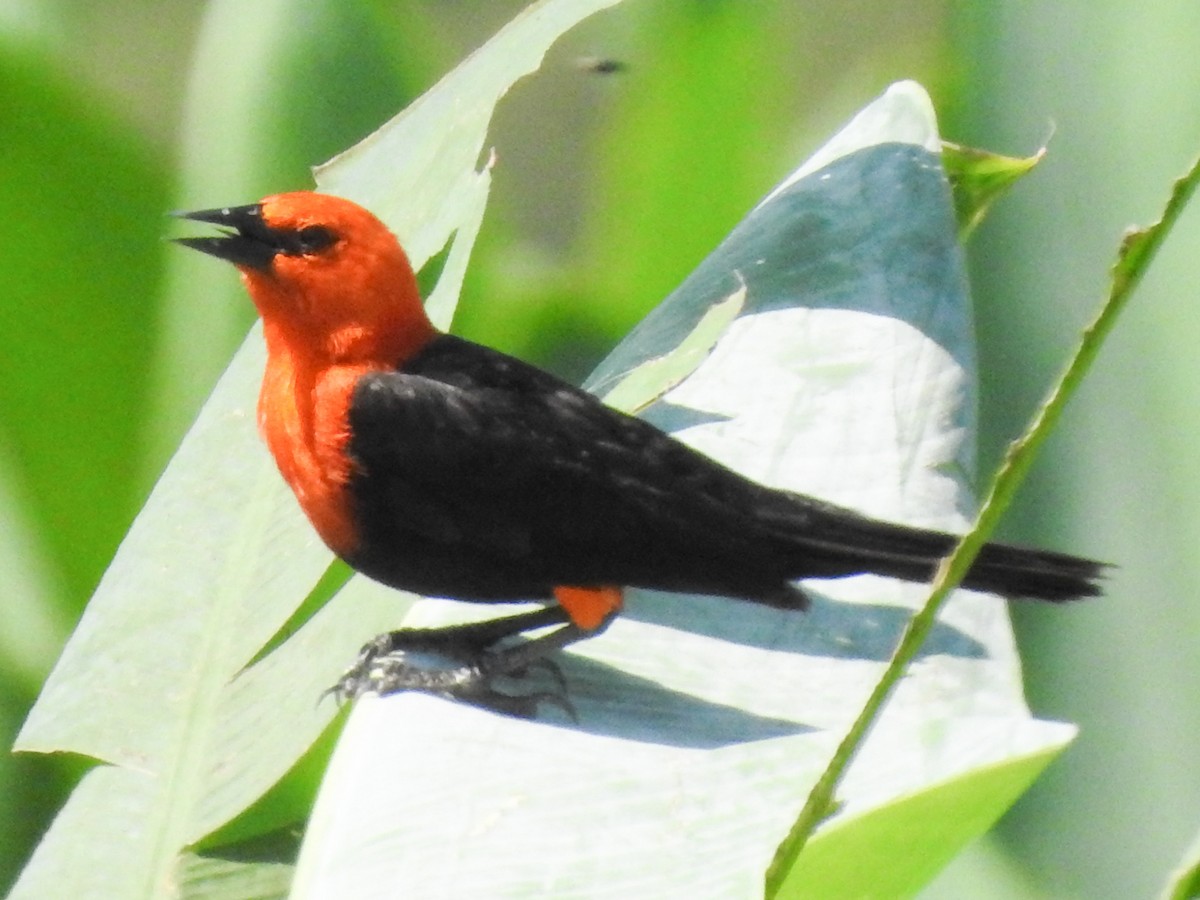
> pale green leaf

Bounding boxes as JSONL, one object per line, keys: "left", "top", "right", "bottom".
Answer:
{"left": 11, "top": 337, "right": 403, "bottom": 899}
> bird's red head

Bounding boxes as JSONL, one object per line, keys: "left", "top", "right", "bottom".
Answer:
{"left": 178, "top": 191, "right": 434, "bottom": 365}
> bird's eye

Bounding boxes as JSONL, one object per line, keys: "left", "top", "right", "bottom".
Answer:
{"left": 293, "top": 225, "right": 336, "bottom": 254}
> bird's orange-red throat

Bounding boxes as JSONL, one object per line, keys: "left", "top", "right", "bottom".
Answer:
{"left": 241, "top": 193, "right": 435, "bottom": 558}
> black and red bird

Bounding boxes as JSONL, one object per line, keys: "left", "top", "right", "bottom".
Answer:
{"left": 178, "top": 192, "right": 1103, "bottom": 713}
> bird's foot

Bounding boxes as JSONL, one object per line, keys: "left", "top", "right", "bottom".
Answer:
{"left": 327, "top": 614, "right": 578, "bottom": 719}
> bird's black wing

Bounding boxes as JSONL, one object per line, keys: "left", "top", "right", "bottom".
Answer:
{"left": 343, "top": 334, "right": 812, "bottom": 603}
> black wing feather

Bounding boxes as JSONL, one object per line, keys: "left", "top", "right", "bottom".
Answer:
{"left": 344, "top": 335, "right": 809, "bottom": 602}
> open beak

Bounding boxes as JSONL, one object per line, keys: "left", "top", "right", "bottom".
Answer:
{"left": 173, "top": 204, "right": 278, "bottom": 271}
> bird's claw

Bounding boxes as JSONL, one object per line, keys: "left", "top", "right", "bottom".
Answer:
{"left": 327, "top": 628, "right": 574, "bottom": 720}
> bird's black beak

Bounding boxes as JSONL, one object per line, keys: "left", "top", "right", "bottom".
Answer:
{"left": 173, "top": 204, "right": 278, "bottom": 271}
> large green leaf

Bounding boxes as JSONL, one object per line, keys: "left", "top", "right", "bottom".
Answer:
{"left": 10, "top": 336, "right": 399, "bottom": 899}
{"left": 290, "top": 82, "right": 1073, "bottom": 897}
{"left": 10, "top": 1, "right": 622, "bottom": 897}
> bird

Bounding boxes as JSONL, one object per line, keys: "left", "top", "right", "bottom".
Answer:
{"left": 176, "top": 191, "right": 1104, "bottom": 715}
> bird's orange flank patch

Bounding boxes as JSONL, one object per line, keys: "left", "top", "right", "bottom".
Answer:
{"left": 553, "top": 585, "right": 624, "bottom": 631}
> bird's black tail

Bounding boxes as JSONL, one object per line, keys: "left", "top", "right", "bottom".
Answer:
{"left": 954, "top": 538, "right": 1104, "bottom": 601}
{"left": 759, "top": 495, "right": 1105, "bottom": 602}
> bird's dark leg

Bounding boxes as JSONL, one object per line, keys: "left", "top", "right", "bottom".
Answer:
{"left": 329, "top": 605, "right": 611, "bottom": 718}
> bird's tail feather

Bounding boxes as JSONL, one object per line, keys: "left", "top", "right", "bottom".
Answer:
{"left": 762, "top": 497, "right": 1105, "bottom": 602}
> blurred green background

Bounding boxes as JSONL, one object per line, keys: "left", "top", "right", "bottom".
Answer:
{"left": 1, "top": 1, "right": 1196, "bottom": 897}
